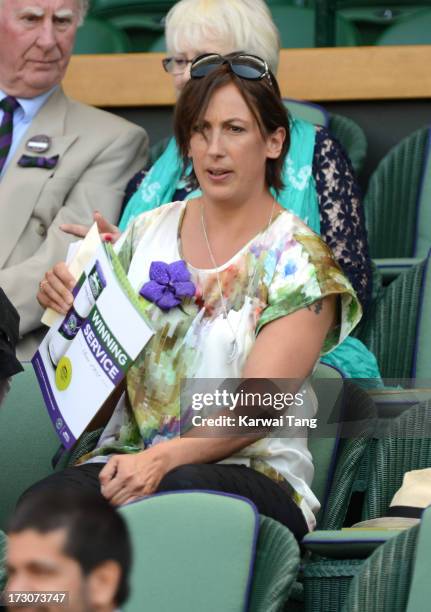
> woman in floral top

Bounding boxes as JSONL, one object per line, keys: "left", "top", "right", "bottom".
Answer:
{"left": 32, "top": 56, "right": 361, "bottom": 540}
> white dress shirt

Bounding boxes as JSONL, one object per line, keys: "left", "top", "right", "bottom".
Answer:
{"left": 0, "top": 87, "right": 57, "bottom": 177}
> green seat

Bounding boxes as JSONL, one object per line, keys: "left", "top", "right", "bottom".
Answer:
{"left": 315, "top": 382, "right": 378, "bottom": 531}
{"left": 298, "top": 258, "right": 431, "bottom": 606}
{"left": 341, "top": 524, "right": 419, "bottom": 612}
{"left": 300, "top": 396, "right": 431, "bottom": 612}
{"left": 340, "top": 5, "right": 428, "bottom": 45}
{"left": 329, "top": 113, "right": 367, "bottom": 177}
{"left": 315, "top": 1, "right": 431, "bottom": 45}
{"left": 90, "top": 1, "right": 175, "bottom": 52}
{"left": 357, "top": 254, "right": 431, "bottom": 379}
{"left": 119, "top": 492, "right": 300, "bottom": 612}
{"left": 284, "top": 99, "right": 330, "bottom": 127}
{"left": 364, "top": 126, "right": 431, "bottom": 260}
{"left": 342, "top": 505, "right": 431, "bottom": 612}
{"left": 308, "top": 363, "right": 347, "bottom": 522}
{"left": 0, "top": 363, "right": 60, "bottom": 531}
{"left": 249, "top": 515, "right": 300, "bottom": 612}
{"left": 361, "top": 401, "right": 431, "bottom": 522}
{"left": 376, "top": 8, "right": 431, "bottom": 45}
{"left": 147, "top": 33, "right": 166, "bottom": 52}
{"left": 269, "top": 5, "right": 361, "bottom": 48}
{"left": 295, "top": 384, "right": 377, "bottom": 612}
{"left": 286, "top": 373, "right": 378, "bottom": 611}
{"left": 73, "top": 16, "right": 131, "bottom": 54}
{"left": 91, "top": 0, "right": 175, "bottom": 10}
{"left": 283, "top": 99, "right": 367, "bottom": 173}
{"left": 142, "top": 4, "right": 362, "bottom": 49}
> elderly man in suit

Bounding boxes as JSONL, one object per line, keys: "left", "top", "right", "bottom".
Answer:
{"left": 0, "top": 0, "right": 148, "bottom": 358}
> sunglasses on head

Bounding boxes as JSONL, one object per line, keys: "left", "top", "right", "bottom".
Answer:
{"left": 190, "top": 53, "right": 273, "bottom": 86}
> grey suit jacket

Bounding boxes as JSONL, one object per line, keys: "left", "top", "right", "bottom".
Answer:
{"left": 0, "top": 88, "right": 148, "bottom": 357}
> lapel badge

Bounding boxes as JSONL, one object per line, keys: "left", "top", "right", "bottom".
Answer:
{"left": 26, "top": 135, "right": 51, "bottom": 154}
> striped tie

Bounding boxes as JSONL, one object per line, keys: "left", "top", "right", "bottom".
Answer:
{"left": 0, "top": 96, "right": 19, "bottom": 175}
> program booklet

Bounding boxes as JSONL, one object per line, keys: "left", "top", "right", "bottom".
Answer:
{"left": 32, "top": 241, "right": 154, "bottom": 449}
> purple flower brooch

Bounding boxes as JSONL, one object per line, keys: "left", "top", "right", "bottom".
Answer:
{"left": 140, "top": 261, "right": 196, "bottom": 311}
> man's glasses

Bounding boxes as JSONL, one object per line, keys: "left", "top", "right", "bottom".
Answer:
{"left": 162, "top": 56, "right": 193, "bottom": 76}
{"left": 190, "top": 53, "right": 273, "bottom": 86}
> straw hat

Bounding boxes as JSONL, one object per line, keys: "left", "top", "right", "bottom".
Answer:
{"left": 352, "top": 469, "right": 431, "bottom": 529}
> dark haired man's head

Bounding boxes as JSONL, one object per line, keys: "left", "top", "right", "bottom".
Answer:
{"left": 7, "top": 488, "right": 132, "bottom": 612}
{"left": 174, "top": 54, "right": 290, "bottom": 193}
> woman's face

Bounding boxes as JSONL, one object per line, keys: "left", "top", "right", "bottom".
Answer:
{"left": 168, "top": 42, "right": 232, "bottom": 95}
{"left": 189, "top": 82, "right": 284, "bottom": 206}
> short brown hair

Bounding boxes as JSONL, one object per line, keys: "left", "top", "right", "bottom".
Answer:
{"left": 174, "top": 59, "right": 290, "bottom": 193}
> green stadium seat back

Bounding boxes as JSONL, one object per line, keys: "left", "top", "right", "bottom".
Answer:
{"left": 362, "top": 401, "right": 431, "bottom": 521}
{"left": 73, "top": 16, "right": 131, "bottom": 54}
{"left": 341, "top": 524, "right": 418, "bottom": 612}
{"left": 311, "top": 1, "right": 431, "bottom": 45}
{"left": 341, "top": 507, "right": 431, "bottom": 612}
{"left": 339, "top": 4, "right": 427, "bottom": 25}
{"left": 414, "top": 130, "right": 431, "bottom": 257}
{"left": 248, "top": 515, "right": 300, "bottom": 612}
{"left": 303, "top": 528, "right": 400, "bottom": 559}
{"left": 376, "top": 8, "right": 431, "bottom": 45}
{"left": 270, "top": 5, "right": 360, "bottom": 47}
{"left": 120, "top": 492, "right": 258, "bottom": 612}
{"left": 412, "top": 250, "right": 431, "bottom": 380}
{"left": 364, "top": 126, "right": 430, "bottom": 259}
{"left": 282, "top": 102, "right": 367, "bottom": 176}
{"left": 329, "top": 113, "right": 368, "bottom": 176}
{"left": 284, "top": 98, "right": 329, "bottom": 127}
{"left": 0, "top": 363, "right": 58, "bottom": 530}
{"left": 147, "top": 33, "right": 166, "bottom": 52}
{"left": 90, "top": 1, "right": 174, "bottom": 51}
{"left": 364, "top": 247, "right": 431, "bottom": 382}
{"left": 90, "top": 0, "right": 175, "bottom": 14}
{"left": 357, "top": 258, "right": 427, "bottom": 378}
{"left": 315, "top": 382, "right": 377, "bottom": 531}
{"left": 405, "top": 506, "right": 431, "bottom": 612}
{"left": 309, "top": 363, "right": 345, "bottom": 520}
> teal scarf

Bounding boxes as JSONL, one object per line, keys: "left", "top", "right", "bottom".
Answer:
{"left": 120, "top": 117, "right": 380, "bottom": 380}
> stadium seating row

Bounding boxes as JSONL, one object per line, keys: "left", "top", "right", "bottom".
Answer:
{"left": 73, "top": 3, "right": 431, "bottom": 54}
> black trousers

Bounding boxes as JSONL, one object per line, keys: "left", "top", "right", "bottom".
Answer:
{"left": 20, "top": 462, "right": 309, "bottom": 541}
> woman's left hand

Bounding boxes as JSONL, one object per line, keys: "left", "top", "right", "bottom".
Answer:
{"left": 99, "top": 446, "right": 171, "bottom": 506}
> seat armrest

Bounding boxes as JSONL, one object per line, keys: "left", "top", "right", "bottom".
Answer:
{"left": 374, "top": 257, "right": 424, "bottom": 283}
{"left": 302, "top": 529, "right": 402, "bottom": 558}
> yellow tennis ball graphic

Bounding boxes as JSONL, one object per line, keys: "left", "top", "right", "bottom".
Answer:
{"left": 55, "top": 356, "right": 72, "bottom": 391}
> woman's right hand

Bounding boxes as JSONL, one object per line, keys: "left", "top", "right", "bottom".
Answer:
{"left": 37, "top": 262, "right": 76, "bottom": 315}
{"left": 60, "top": 210, "right": 122, "bottom": 243}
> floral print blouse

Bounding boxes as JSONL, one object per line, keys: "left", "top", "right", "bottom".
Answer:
{"left": 82, "top": 201, "right": 362, "bottom": 529}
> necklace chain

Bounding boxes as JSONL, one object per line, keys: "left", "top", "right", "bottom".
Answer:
{"left": 200, "top": 198, "right": 276, "bottom": 363}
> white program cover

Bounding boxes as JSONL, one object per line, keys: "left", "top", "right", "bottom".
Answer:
{"left": 32, "top": 242, "right": 154, "bottom": 448}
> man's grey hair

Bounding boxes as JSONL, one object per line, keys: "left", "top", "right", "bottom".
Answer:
{"left": 0, "top": 0, "right": 90, "bottom": 25}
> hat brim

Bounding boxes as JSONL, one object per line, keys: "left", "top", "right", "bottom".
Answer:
{"left": 351, "top": 516, "right": 420, "bottom": 529}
